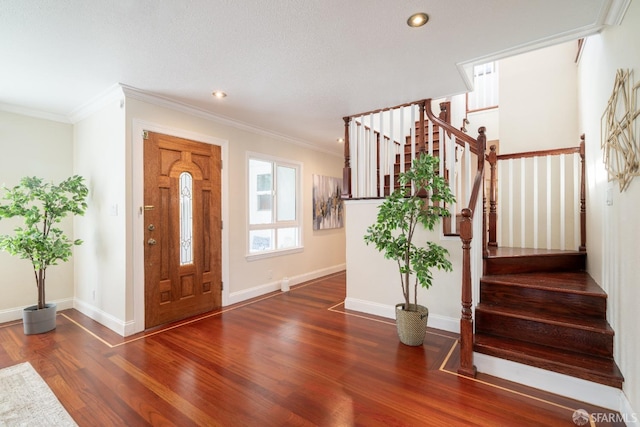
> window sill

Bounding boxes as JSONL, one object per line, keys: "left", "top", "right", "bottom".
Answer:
{"left": 245, "top": 246, "right": 304, "bottom": 261}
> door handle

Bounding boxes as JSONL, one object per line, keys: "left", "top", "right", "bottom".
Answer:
{"left": 148, "top": 238, "right": 157, "bottom": 246}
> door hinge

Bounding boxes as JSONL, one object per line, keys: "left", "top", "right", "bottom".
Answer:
{"left": 221, "top": 281, "right": 223, "bottom": 290}
{"left": 143, "top": 130, "right": 149, "bottom": 140}
{"left": 220, "top": 159, "right": 223, "bottom": 169}
{"left": 220, "top": 220, "right": 223, "bottom": 229}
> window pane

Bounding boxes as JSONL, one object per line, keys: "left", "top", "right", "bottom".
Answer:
{"left": 179, "top": 172, "right": 193, "bottom": 265}
{"left": 276, "top": 165, "right": 296, "bottom": 222}
{"left": 249, "top": 229, "right": 274, "bottom": 253}
{"left": 249, "top": 159, "right": 273, "bottom": 224}
{"left": 277, "top": 227, "right": 298, "bottom": 249}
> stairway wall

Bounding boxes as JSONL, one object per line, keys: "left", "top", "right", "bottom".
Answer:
{"left": 578, "top": 0, "right": 640, "bottom": 416}
{"left": 499, "top": 41, "right": 579, "bottom": 155}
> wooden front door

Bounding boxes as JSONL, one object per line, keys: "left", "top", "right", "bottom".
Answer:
{"left": 144, "top": 131, "right": 222, "bottom": 328}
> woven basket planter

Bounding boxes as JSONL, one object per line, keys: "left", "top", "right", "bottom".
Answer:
{"left": 395, "top": 303, "right": 429, "bottom": 346}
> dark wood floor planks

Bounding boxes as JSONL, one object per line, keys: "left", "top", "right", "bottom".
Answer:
{"left": 0, "top": 272, "right": 624, "bottom": 426}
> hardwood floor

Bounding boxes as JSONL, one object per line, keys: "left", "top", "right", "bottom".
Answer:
{"left": 0, "top": 272, "right": 624, "bottom": 426}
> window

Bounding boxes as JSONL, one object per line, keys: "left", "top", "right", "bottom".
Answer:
{"left": 179, "top": 172, "right": 193, "bottom": 265}
{"left": 467, "top": 61, "right": 499, "bottom": 112}
{"left": 248, "top": 154, "right": 302, "bottom": 258}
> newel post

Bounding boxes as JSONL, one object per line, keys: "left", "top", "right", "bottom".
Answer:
{"left": 488, "top": 145, "right": 498, "bottom": 248}
{"left": 579, "top": 134, "right": 586, "bottom": 252}
{"left": 342, "top": 116, "right": 352, "bottom": 199}
{"left": 458, "top": 208, "right": 477, "bottom": 377}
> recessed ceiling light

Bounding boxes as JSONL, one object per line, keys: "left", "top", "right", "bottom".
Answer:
{"left": 407, "top": 12, "right": 429, "bottom": 28}
{"left": 212, "top": 90, "right": 227, "bottom": 99}
{"left": 337, "top": 137, "right": 345, "bottom": 143}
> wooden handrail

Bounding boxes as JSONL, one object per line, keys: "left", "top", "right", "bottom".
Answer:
{"left": 344, "top": 100, "right": 422, "bottom": 120}
{"left": 353, "top": 121, "right": 402, "bottom": 146}
{"left": 496, "top": 146, "right": 580, "bottom": 161}
{"left": 425, "top": 101, "right": 481, "bottom": 155}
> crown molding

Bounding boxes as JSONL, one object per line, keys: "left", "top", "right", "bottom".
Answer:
{"left": 0, "top": 103, "right": 71, "bottom": 124}
{"left": 68, "top": 83, "right": 125, "bottom": 124}
{"left": 456, "top": 0, "right": 632, "bottom": 92}
{"left": 119, "top": 84, "right": 341, "bottom": 157}
{"left": 602, "top": 0, "right": 631, "bottom": 25}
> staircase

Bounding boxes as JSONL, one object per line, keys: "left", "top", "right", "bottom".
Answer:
{"left": 382, "top": 122, "right": 441, "bottom": 196}
{"left": 474, "top": 247, "right": 624, "bottom": 388}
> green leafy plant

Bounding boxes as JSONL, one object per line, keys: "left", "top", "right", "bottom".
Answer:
{"left": 364, "top": 154, "right": 456, "bottom": 310}
{"left": 0, "top": 176, "right": 88, "bottom": 309}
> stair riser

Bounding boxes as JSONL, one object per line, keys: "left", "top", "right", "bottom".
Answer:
{"left": 484, "top": 254, "right": 586, "bottom": 275}
{"left": 475, "top": 310, "right": 613, "bottom": 357}
{"left": 473, "top": 341, "right": 623, "bottom": 389}
{"left": 480, "top": 282, "right": 607, "bottom": 319}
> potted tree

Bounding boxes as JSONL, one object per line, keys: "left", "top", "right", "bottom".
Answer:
{"left": 364, "top": 154, "right": 455, "bottom": 346}
{"left": 0, "top": 175, "right": 88, "bottom": 334}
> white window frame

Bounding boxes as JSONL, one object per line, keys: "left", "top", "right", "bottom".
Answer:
{"left": 246, "top": 152, "right": 303, "bottom": 260}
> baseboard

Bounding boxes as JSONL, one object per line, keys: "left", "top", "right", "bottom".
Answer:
{"left": 0, "top": 298, "right": 74, "bottom": 324}
{"left": 227, "top": 264, "right": 346, "bottom": 305}
{"left": 475, "top": 352, "right": 637, "bottom": 418}
{"left": 343, "top": 297, "right": 459, "bottom": 333}
{"left": 73, "top": 298, "right": 127, "bottom": 337}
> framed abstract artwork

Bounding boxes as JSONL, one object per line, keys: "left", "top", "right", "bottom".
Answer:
{"left": 312, "top": 175, "right": 343, "bottom": 230}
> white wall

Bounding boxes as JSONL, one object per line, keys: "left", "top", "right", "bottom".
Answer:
{"left": 1, "top": 89, "right": 346, "bottom": 335}
{"left": 578, "top": 0, "right": 640, "bottom": 416}
{"left": 126, "top": 96, "right": 345, "bottom": 296}
{"left": 344, "top": 200, "right": 463, "bottom": 332}
{"left": 0, "top": 112, "right": 75, "bottom": 319}
{"left": 500, "top": 41, "right": 580, "bottom": 154}
{"left": 73, "top": 93, "right": 128, "bottom": 328}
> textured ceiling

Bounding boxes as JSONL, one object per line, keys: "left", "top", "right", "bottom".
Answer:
{"left": 0, "top": 0, "right": 628, "bottom": 154}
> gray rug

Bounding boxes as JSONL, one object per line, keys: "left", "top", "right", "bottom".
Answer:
{"left": 0, "top": 362, "right": 77, "bottom": 426}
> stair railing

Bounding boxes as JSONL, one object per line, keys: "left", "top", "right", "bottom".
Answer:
{"left": 487, "top": 135, "right": 586, "bottom": 251}
{"left": 426, "top": 102, "right": 486, "bottom": 377}
{"left": 342, "top": 100, "right": 428, "bottom": 199}
{"left": 342, "top": 98, "right": 486, "bottom": 377}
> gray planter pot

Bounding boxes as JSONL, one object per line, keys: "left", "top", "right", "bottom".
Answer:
{"left": 22, "top": 303, "right": 57, "bottom": 335}
{"left": 395, "top": 303, "right": 429, "bottom": 346}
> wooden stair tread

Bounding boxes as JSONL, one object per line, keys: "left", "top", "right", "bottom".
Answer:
{"left": 475, "top": 303, "right": 613, "bottom": 332}
{"left": 481, "top": 272, "right": 606, "bottom": 296}
{"left": 485, "top": 247, "right": 586, "bottom": 258}
{"left": 474, "top": 333, "right": 624, "bottom": 388}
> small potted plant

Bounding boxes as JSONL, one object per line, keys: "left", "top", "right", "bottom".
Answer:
{"left": 0, "top": 175, "right": 88, "bottom": 334}
{"left": 364, "top": 154, "right": 455, "bottom": 346}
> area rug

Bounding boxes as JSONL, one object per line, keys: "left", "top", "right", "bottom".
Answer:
{"left": 0, "top": 362, "right": 77, "bottom": 426}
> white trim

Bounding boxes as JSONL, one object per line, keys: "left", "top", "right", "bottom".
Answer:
{"left": 120, "top": 84, "right": 341, "bottom": 158}
{"left": 131, "top": 119, "right": 230, "bottom": 335}
{"left": 0, "top": 103, "right": 71, "bottom": 124}
{"left": 602, "top": 0, "right": 632, "bottom": 25}
{"left": 475, "top": 352, "right": 635, "bottom": 417}
{"left": 456, "top": 0, "right": 631, "bottom": 92}
{"left": 69, "top": 84, "right": 125, "bottom": 123}
{"left": 227, "top": 264, "right": 345, "bottom": 305}
{"left": 0, "top": 298, "right": 74, "bottom": 324}
{"left": 73, "top": 298, "right": 131, "bottom": 336}
{"left": 245, "top": 247, "right": 303, "bottom": 262}
{"left": 245, "top": 151, "right": 304, "bottom": 259}
{"left": 343, "top": 297, "right": 459, "bottom": 333}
